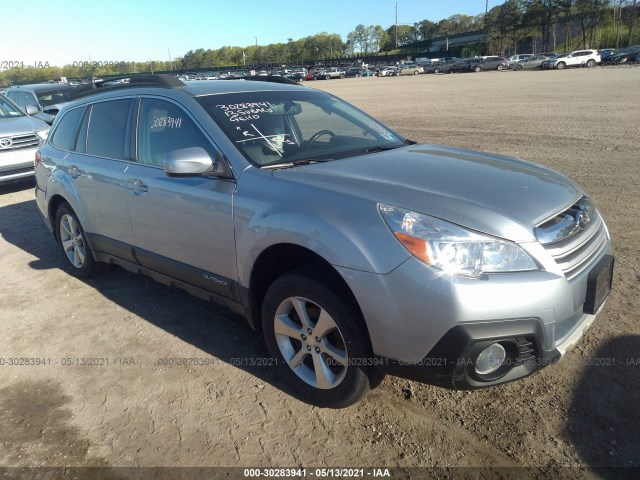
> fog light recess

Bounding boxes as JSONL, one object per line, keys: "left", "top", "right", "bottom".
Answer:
{"left": 474, "top": 343, "right": 506, "bottom": 375}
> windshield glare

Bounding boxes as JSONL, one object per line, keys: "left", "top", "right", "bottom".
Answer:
{"left": 0, "top": 96, "right": 24, "bottom": 118}
{"left": 36, "top": 90, "right": 73, "bottom": 108}
{"left": 197, "top": 90, "right": 404, "bottom": 167}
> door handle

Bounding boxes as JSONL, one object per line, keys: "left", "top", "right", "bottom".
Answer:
{"left": 126, "top": 179, "right": 148, "bottom": 194}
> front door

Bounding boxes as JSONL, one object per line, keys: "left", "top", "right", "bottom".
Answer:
{"left": 123, "top": 97, "right": 238, "bottom": 300}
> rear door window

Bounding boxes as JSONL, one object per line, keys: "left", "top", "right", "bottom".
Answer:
{"left": 86, "top": 99, "right": 132, "bottom": 160}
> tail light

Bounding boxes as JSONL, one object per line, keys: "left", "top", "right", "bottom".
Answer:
{"left": 35, "top": 150, "right": 42, "bottom": 168}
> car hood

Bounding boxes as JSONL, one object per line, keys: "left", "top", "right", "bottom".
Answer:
{"left": 0, "top": 114, "right": 48, "bottom": 136}
{"left": 273, "top": 144, "right": 582, "bottom": 242}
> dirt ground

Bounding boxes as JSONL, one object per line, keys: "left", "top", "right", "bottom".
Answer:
{"left": 1, "top": 68, "right": 638, "bottom": 479}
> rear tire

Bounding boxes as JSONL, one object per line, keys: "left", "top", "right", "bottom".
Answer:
{"left": 587, "top": 59, "right": 596, "bottom": 68}
{"left": 261, "top": 270, "right": 373, "bottom": 408}
{"left": 55, "top": 203, "right": 109, "bottom": 279}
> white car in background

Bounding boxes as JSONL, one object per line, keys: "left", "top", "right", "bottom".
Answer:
{"left": 546, "top": 50, "right": 601, "bottom": 69}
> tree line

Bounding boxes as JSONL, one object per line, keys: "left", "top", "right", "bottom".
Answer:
{"left": 1, "top": 1, "right": 637, "bottom": 86}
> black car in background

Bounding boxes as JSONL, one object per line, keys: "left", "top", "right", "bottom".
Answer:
{"left": 345, "top": 67, "right": 368, "bottom": 77}
{"left": 608, "top": 45, "right": 640, "bottom": 64}
{"left": 4, "top": 83, "right": 76, "bottom": 125}
{"left": 448, "top": 58, "right": 478, "bottom": 73}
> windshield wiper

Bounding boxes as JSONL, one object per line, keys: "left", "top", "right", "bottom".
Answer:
{"left": 361, "top": 145, "right": 399, "bottom": 154}
{"left": 359, "top": 139, "right": 417, "bottom": 155}
{"left": 261, "top": 158, "right": 332, "bottom": 170}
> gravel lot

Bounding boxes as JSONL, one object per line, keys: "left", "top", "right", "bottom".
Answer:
{"left": 1, "top": 68, "right": 638, "bottom": 478}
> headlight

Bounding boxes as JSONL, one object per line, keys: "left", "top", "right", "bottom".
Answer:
{"left": 379, "top": 204, "right": 538, "bottom": 277}
{"left": 36, "top": 129, "right": 49, "bottom": 141}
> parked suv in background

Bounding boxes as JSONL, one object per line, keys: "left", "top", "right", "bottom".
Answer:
{"left": 0, "top": 94, "right": 50, "bottom": 185}
{"left": 546, "top": 49, "right": 601, "bottom": 69}
{"left": 35, "top": 75, "right": 613, "bottom": 407}
{"left": 5, "top": 83, "right": 76, "bottom": 125}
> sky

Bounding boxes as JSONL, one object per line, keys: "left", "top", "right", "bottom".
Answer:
{"left": 2, "top": 0, "right": 504, "bottom": 67}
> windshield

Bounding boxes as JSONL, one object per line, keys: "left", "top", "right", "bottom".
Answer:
{"left": 197, "top": 89, "right": 404, "bottom": 167}
{"left": 36, "top": 89, "right": 73, "bottom": 108}
{"left": 0, "top": 95, "right": 24, "bottom": 118}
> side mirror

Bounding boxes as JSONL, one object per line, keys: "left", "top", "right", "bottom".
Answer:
{"left": 164, "top": 147, "right": 214, "bottom": 177}
{"left": 42, "top": 107, "right": 59, "bottom": 116}
{"left": 24, "top": 105, "right": 38, "bottom": 116}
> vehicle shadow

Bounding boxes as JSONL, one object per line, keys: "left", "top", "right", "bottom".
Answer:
{"left": 0, "top": 198, "right": 307, "bottom": 404}
{"left": 0, "top": 178, "right": 35, "bottom": 195}
{"left": 562, "top": 335, "right": 640, "bottom": 478}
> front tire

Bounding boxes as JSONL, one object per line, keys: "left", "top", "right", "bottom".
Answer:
{"left": 557, "top": 62, "right": 566, "bottom": 70}
{"left": 55, "top": 203, "right": 108, "bottom": 278}
{"left": 262, "top": 271, "right": 372, "bottom": 408}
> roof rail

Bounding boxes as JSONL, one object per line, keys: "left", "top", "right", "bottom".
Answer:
{"left": 70, "top": 74, "right": 185, "bottom": 99}
{"left": 220, "top": 75, "right": 302, "bottom": 86}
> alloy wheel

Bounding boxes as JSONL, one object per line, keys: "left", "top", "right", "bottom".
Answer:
{"left": 59, "top": 213, "right": 86, "bottom": 268}
{"left": 273, "top": 296, "right": 348, "bottom": 389}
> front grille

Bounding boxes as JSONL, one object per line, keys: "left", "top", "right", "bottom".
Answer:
{"left": 0, "top": 134, "right": 41, "bottom": 152}
{"left": 536, "top": 197, "right": 609, "bottom": 280}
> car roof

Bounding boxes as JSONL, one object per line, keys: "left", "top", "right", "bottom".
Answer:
{"left": 183, "top": 79, "right": 304, "bottom": 97}
{"left": 61, "top": 76, "right": 308, "bottom": 108}
{"left": 7, "top": 83, "right": 74, "bottom": 92}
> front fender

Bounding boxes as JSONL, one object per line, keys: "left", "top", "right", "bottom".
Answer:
{"left": 234, "top": 207, "right": 410, "bottom": 289}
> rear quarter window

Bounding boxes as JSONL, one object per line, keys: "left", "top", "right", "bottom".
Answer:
{"left": 50, "top": 107, "right": 84, "bottom": 151}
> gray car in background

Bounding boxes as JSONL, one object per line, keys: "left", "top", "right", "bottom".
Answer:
{"left": 34, "top": 75, "right": 613, "bottom": 407}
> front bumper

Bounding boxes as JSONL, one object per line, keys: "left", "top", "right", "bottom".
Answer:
{"left": 381, "top": 305, "right": 602, "bottom": 389}
{"left": 336, "top": 245, "right": 612, "bottom": 389}
{"left": 0, "top": 155, "right": 35, "bottom": 185}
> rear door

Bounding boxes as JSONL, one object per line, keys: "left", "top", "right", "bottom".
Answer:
{"left": 123, "top": 96, "right": 238, "bottom": 300}
{"left": 61, "top": 99, "right": 136, "bottom": 255}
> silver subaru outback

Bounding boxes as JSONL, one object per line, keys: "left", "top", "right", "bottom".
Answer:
{"left": 35, "top": 75, "right": 613, "bottom": 407}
